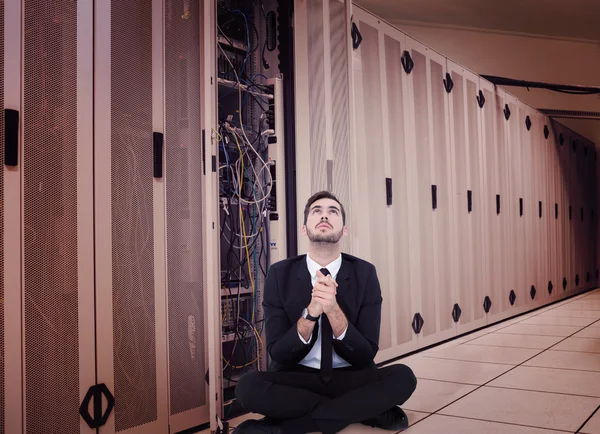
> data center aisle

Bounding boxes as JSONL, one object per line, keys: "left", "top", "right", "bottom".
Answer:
{"left": 206, "top": 288, "right": 600, "bottom": 433}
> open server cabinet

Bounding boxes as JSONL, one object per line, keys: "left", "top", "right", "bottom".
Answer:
{"left": 209, "top": 0, "right": 289, "bottom": 432}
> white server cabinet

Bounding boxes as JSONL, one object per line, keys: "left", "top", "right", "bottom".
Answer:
{"left": 2, "top": 1, "right": 214, "bottom": 433}
{"left": 480, "top": 78, "right": 505, "bottom": 320}
{"left": 519, "top": 104, "right": 534, "bottom": 306}
{"left": 350, "top": 13, "right": 395, "bottom": 352}
{"left": 3, "top": 2, "right": 97, "bottom": 433}
{"left": 163, "top": 0, "right": 210, "bottom": 430}
{"left": 505, "top": 94, "right": 527, "bottom": 309}
{"left": 294, "top": 0, "right": 353, "bottom": 255}
{"left": 95, "top": 1, "right": 212, "bottom": 433}
{"left": 378, "top": 25, "right": 418, "bottom": 355}
{"left": 447, "top": 61, "right": 487, "bottom": 334}
{"left": 404, "top": 36, "right": 454, "bottom": 346}
{"left": 489, "top": 87, "right": 514, "bottom": 321}
{"left": 546, "top": 118, "right": 560, "bottom": 301}
{"left": 427, "top": 49, "right": 456, "bottom": 344}
{"left": 560, "top": 126, "right": 570, "bottom": 293}
{"left": 350, "top": 10, "right": 419, "bottom": 359}
{"left": 535, "top": 113, "right": 550, "bottom": 302}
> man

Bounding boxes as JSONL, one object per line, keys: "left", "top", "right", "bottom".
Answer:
{"left": 234, "top": 191, "right": 417, "bottom": 434}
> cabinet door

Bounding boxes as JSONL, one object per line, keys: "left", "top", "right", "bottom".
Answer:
{"left": 351, "top": 14, "right": 393, "bottom": 352}
{"left": 164, "top": 0, "right": 209, "bottom": 430}
{"left": 19, "top": 1, "right": 96, "bottom": 433}
{"left": 294, "top": 0, "right": 353, "bottom": 254}
{"left": 94, "top": 0, "right": 169, "bottom": 432}
{"left": 505, "top": 95, "right": 526, "bottom": 307}
{"left": 480, "top": 79, "right": 504, "bottom": 318}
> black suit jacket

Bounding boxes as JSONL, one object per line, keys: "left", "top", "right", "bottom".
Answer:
{"left": 263, "top": 253, "right": 383, "bottom": 372}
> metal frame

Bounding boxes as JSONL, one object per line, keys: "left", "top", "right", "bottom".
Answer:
{"left": 77, "top": 0, "right": 98, "bottom": 431}
{"left": 4, "top": 0, "right": 22, "bottom": 431}
{"left": 202, "top": 0, "right": 222, "bottom": 431}
{"left": 267, "top": 76, "right": 288, "bottom": 266}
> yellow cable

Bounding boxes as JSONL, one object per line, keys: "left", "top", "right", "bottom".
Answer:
{"left": 211, "top": 127, "right": 223, "bottom": 142}
{"left": 221, "top": 325, "right": 263, "bottom": 369}
{"left": 226, "top": 125, "right": 256, "bottom": 324}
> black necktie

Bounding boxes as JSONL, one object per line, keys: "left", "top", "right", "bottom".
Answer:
{"left": 319, "top": 268, "right": 333, "bottom": 382}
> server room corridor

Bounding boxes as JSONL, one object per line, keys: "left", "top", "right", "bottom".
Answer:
{"left": 214, "top": 288, "right": 600, "bottom": 434}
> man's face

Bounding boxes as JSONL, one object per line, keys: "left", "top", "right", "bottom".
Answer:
{"left": 302, "top": 198, "right": 347, "bottom": 245}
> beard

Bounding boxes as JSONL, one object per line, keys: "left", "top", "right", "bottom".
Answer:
{"left": 306, "top": 226, "right": 344, "bottom": 244}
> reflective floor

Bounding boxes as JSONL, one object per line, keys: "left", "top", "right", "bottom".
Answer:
{"left": 208, "top": 288, "right": 600, "bottom": 433}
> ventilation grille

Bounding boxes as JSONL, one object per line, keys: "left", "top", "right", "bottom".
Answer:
{"left": 23, "top": 2, "right": 80, "bottom": 433}
{"left": 165, "top": 0, "right": 207, "bottom": 416}
{"left": 539, "top": 109, "right": 600, "bottom": 119}
{"left": 111, "top": 0, "right": 157, "bottom": 431}
{"left": 0, "top": 1, "right": 4, "bottom": 431}
{"left": 307, "top": 0, "right": 327, "bottom": 192}
{"left": 329, "top": 0, "right": 351, "bottom": 253}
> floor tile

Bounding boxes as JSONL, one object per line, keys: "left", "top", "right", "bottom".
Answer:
{"left": 402, "top": 379, "right": 477, "bottom": 413}
{"left": 520, "top": 315, "right": 598, "bottom": 327}
{"left": 438, "top": 386, "right": 600, "bottom": 432}
{"left": 423, "top": 344, "right": 541, "bottom": 365}
{"left": 574, "top": 328, "right": 600, "bottom": 339}
{"left": 557, "top": 303, "right": 600, "bottom": 311}
{"left": 399, "top": 356, "right": 512, "bottom": 385}
{"left": 539, "top": 309, "right": 600, "bottom": 319}
{"left": 489, "top": 365, "right": 600, "bottom": 397}
{"left": 580, "top": 408, "right": 600, "bottom": 434}
{"left": 568, "top": 298, "right": 600, "bottom": 304}
{"left": 524, "top": 349, "right": 600, "bottom": 372}
{"left": 464, "top": 333, "right": 563, "bottom": 349}
{"left": 403, "top": 414, "right": 568, "bottom": 434}
{"left": 495, "top": 323, "right": 582, "bottom": 337}
{"left": 553, "top": 337, "right": 600, "bottom": 353}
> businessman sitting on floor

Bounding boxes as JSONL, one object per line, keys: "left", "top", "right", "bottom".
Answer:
{"left": 233, "top": 191, "right": 417, "bottom": 434}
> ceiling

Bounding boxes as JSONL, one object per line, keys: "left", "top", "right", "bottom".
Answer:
{"left": 354, "top": 0, "right": 600, "bottom": 42}
{"left": 354, "top": 0, "right": 600, "bottom": 144}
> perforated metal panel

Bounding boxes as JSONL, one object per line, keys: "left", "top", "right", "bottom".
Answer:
{"left": 307, "top": 1, "right": 327, "bottom": 192}
{"left": 0, "top": 1, "right": 4, "bottom": 431}
{"left": 23, "top": 2, "right": 80, "bottom": 433}
{"left": 111, "top": 0, "right": 157, "bottom": 430}
{"left": 430, "top": 60, "right": 453, "bottom": 331}
{"left": 411, "top": 48, "right": 435, "bottom": 337}
{"left": 357, "top": 21, "right": 391, "bottom": 350}
{"left": 384, "top": 34, "right": 412, "bottom": 345}
{"left": 466, "top": 80, "right": 484, "bottom": 321}
{"left": 329, "top": 0, "right": 351, "bottom": 241}
{"left": 164, "top": 0, "right": 206, "bottom": 416}
{"left": 451, "top": 71, "right": 472, "bottom": 324}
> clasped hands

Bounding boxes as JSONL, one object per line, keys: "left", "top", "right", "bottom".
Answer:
{"left": 307, "top": 269, "right": 339, "bottom": 317}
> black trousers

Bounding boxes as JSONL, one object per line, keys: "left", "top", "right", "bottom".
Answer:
{"left": 235, "top": 363, "right": 417, "bottom": 434}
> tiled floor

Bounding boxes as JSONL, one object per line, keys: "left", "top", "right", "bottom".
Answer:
{"left": 212, "top": 288, "right": 600, "bottom": 433}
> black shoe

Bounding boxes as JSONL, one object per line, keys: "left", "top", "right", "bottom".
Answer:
{"left": 361, "top": 407, "right": 409, "bottom": 431}
{"left": 232, "top": 417, "right": 282, "bottom": 434}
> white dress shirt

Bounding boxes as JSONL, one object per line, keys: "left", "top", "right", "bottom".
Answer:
{"left": 298, "top": 253, "right": 351, "bottom": 369}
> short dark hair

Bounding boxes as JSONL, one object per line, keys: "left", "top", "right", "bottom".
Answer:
{"left": 303, "top": 191, "right": 346, "bottom": 225}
